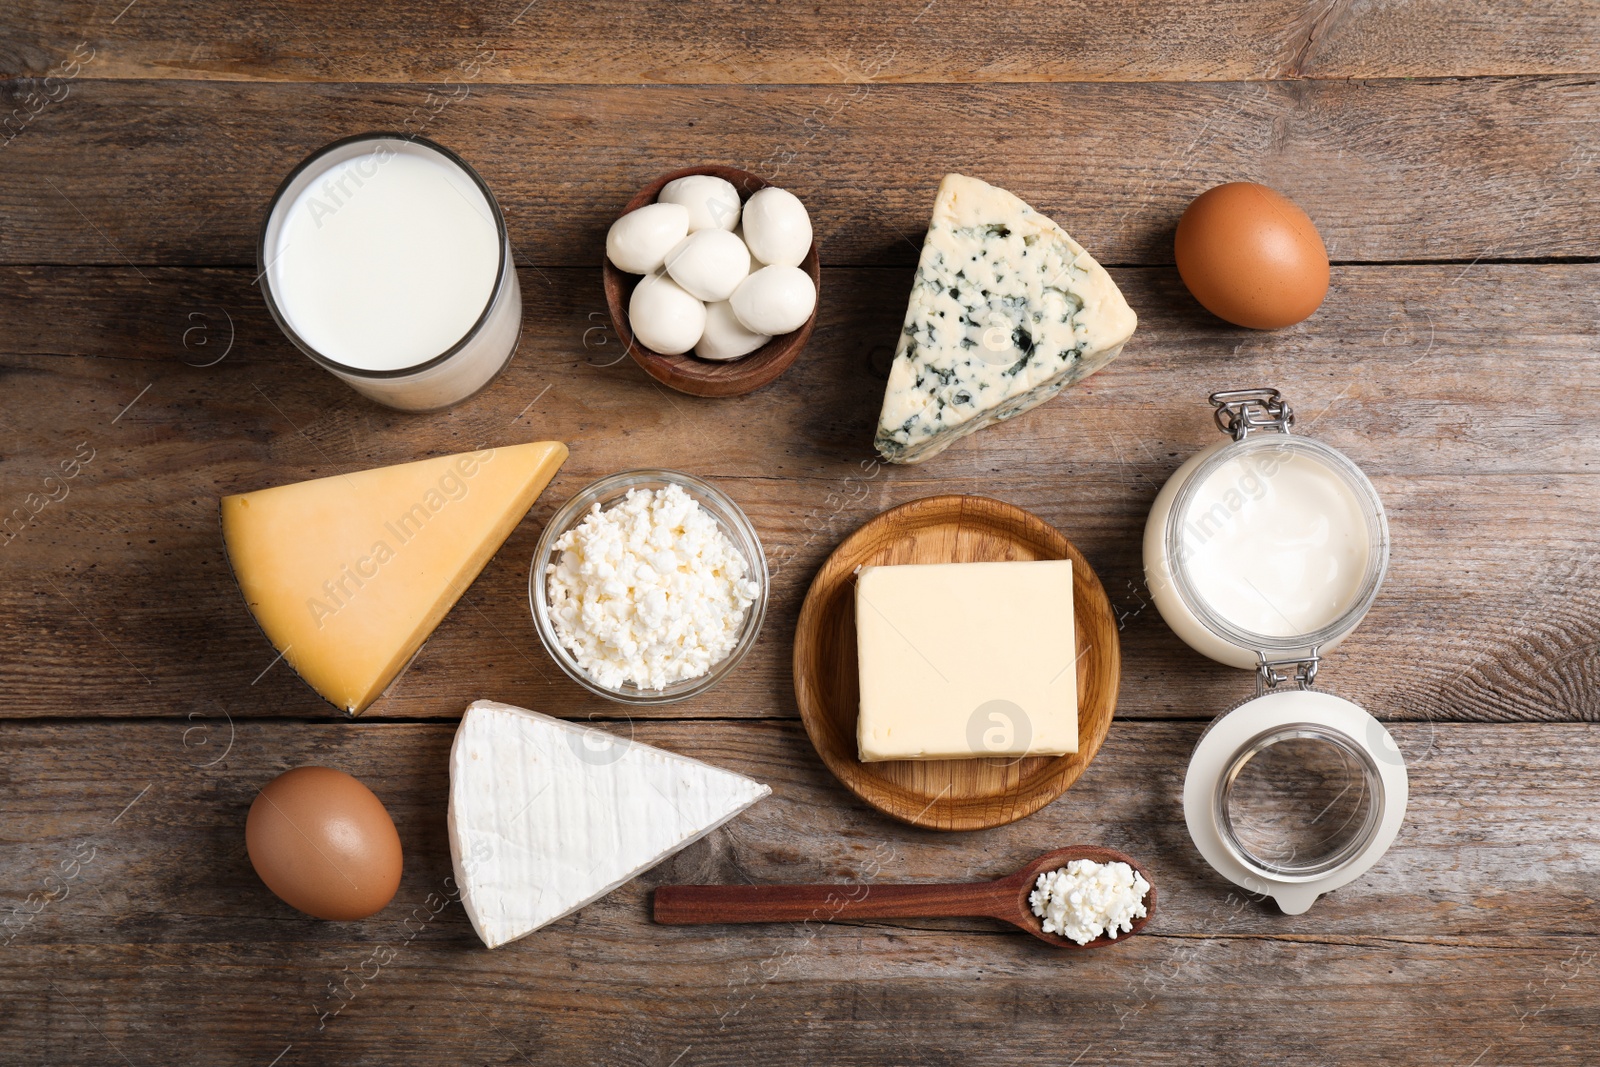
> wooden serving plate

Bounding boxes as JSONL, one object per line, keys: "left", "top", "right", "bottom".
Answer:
{"left": 793, "top": 495, "right": 1121, "bottom": 831}
{"left": 602, "top": 165, "right": 821, "bottom": 398}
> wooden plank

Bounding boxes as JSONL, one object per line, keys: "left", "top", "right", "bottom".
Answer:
{"left": 3, "top": 263, "right": 1599, "bottom": 722}
{"left": 7, "top": 936, "right": 1593, "bottom": 1066}
{"left": 3, "top": 3, "right": 1593, "bottom": 1059}
{"left": 5, "top": 1, "right": 1599, "bottom": 84}
{"left": 2, "top": 719, "right": 1597, "bottom": 1065}
{"left": 3, "top": 78, "right": 1600, "bottom": 267}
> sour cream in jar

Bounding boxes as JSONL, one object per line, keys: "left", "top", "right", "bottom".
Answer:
{"left": 1144, "top": 429, "right": 1388, "bottom": 670}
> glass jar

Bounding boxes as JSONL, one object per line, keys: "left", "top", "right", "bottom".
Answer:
{"left": 1144, "top": 389, "right": 1408, "bottom": 914}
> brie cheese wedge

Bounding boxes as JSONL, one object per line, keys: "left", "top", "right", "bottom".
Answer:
{"left": 447, "top": 699, "right": 770, "bottom": 948}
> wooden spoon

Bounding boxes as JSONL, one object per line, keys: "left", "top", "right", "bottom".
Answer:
{"left": 653, "top": 846, "right": 1155, "bottom": 949}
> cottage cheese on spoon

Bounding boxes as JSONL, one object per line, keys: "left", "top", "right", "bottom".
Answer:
{"left": 1029, "top": 859, "right": 1150, "bottom": 945}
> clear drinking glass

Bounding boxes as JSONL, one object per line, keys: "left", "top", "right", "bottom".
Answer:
{"left": 257, "top": 132, "right": 521, "bottom": 412}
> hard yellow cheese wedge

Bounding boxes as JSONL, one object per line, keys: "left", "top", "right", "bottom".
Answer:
{"left": 221, "top": 442, "right": 567, "bottom": 714}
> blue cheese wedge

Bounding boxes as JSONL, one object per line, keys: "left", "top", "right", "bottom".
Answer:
{"left": 874, "top": 174, "right": 1137, "bottom": 464}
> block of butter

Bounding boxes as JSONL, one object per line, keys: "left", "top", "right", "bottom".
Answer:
{"left": 855, "top": 559, "right": 1078, "bottom": 762}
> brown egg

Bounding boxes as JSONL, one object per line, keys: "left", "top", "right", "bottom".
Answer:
{"left": 245, "top": 766, "right": 402, "bottom": 920}
{"left": 1174, "top": 182, "right": 1330, "bottom": 329}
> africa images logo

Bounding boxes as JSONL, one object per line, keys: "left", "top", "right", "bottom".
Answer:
{"left": 305, "top": 449, "right": 496, "bottom": 628}
{"left": 967, "top": 699, "right": 1033, "bottom": 762}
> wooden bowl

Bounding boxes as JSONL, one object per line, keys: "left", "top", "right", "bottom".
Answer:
{"left": 792, "top": 495, "right": 1122, "bottom": 831}
{"left": 602, "top": 165, "right": 820, "bottom": 398}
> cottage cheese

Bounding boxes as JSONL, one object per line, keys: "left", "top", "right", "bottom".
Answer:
{"left": 1028, "top": 859, "right": 1150, "bottom": 945}
{"left": 545, "top": 483, "right": 759, "bottom": 690}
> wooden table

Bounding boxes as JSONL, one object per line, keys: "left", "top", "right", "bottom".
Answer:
{"left": 5, "top": 3, "right": 1600, "bottom": 1063}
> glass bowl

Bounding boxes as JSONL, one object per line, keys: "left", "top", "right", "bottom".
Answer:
{"left": 529, "top": 469, "right": 768, "bottom": 705}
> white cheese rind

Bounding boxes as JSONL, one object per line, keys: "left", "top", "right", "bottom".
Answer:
{"left": 447, "top": 699, "right": 770, "bottom": 948}
{"left": 874, "top": 174, "right": 1137, "bottom": 464}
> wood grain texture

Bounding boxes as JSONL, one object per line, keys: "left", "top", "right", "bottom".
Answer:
{"left": 793, "top": 495, "right": 1119, "bottom": 830}
{"left": 3, "top": 3, "right": 1598, "bottom": 1060}
{"left": 2, "top": 719, "right": 1597, "bottom": 1065}
{"left": 5, "top": 1, "right": 1599, "bottom": 83}
{"left": 5, "top": 719, "right": 1594, "bottom": 937}
{"left": 4, "top": 263, "right": 1600, "bottom": 724}
{"left": 8, "top": 939, "right": 1595, "bottom": 1067}
{"left": 4, "top": 78, "right": 1600, "bottom": 268}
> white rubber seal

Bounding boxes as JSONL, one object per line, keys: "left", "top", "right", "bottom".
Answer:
{"left": 1184, "top": 689, "right": 1408, "bottom": 915}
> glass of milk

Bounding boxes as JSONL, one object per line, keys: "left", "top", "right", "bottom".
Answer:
{"left": 1146, "top": 389, "right": 1407, "bottom": 916}
{"left": 258, "top": 133, "right": 521, "bottom": 411}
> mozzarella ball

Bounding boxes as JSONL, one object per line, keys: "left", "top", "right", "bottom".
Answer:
{"left": 696, "top": 300, "right": 772, "bottom": 361}
{"left": 606, "top": 203, "right": 690, "bottom": 274}
{"left": 663, "top": 229, "right": 750, "bottom": 302}
{"left": 628, "top": 273, "right": 707, "bottom": 355}
{"left": 658, "top": 174, "right": 741, "bottom": 233}
{"left": 736, "top": 225, "right": 765, "bottom": 274}
{"left": 730, "top": 265, "right": 816, "bottom": 336}
{"left": 740, "top": 187, "right": 813, "bottom": 268}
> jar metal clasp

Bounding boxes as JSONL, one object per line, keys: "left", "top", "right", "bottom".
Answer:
{"left": 1211, "top": 388, "right": 1295, "bottom": 441}
{"left": 1255, "top": 647, "right": 1321, "bottom": 696}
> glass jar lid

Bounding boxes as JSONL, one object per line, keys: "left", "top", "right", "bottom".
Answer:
{"left": 1216, "top": 721, "right": 1384, "bottom": 879}
{"left": 1184, "top": 688, "right": 1409, "bottom": 914}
